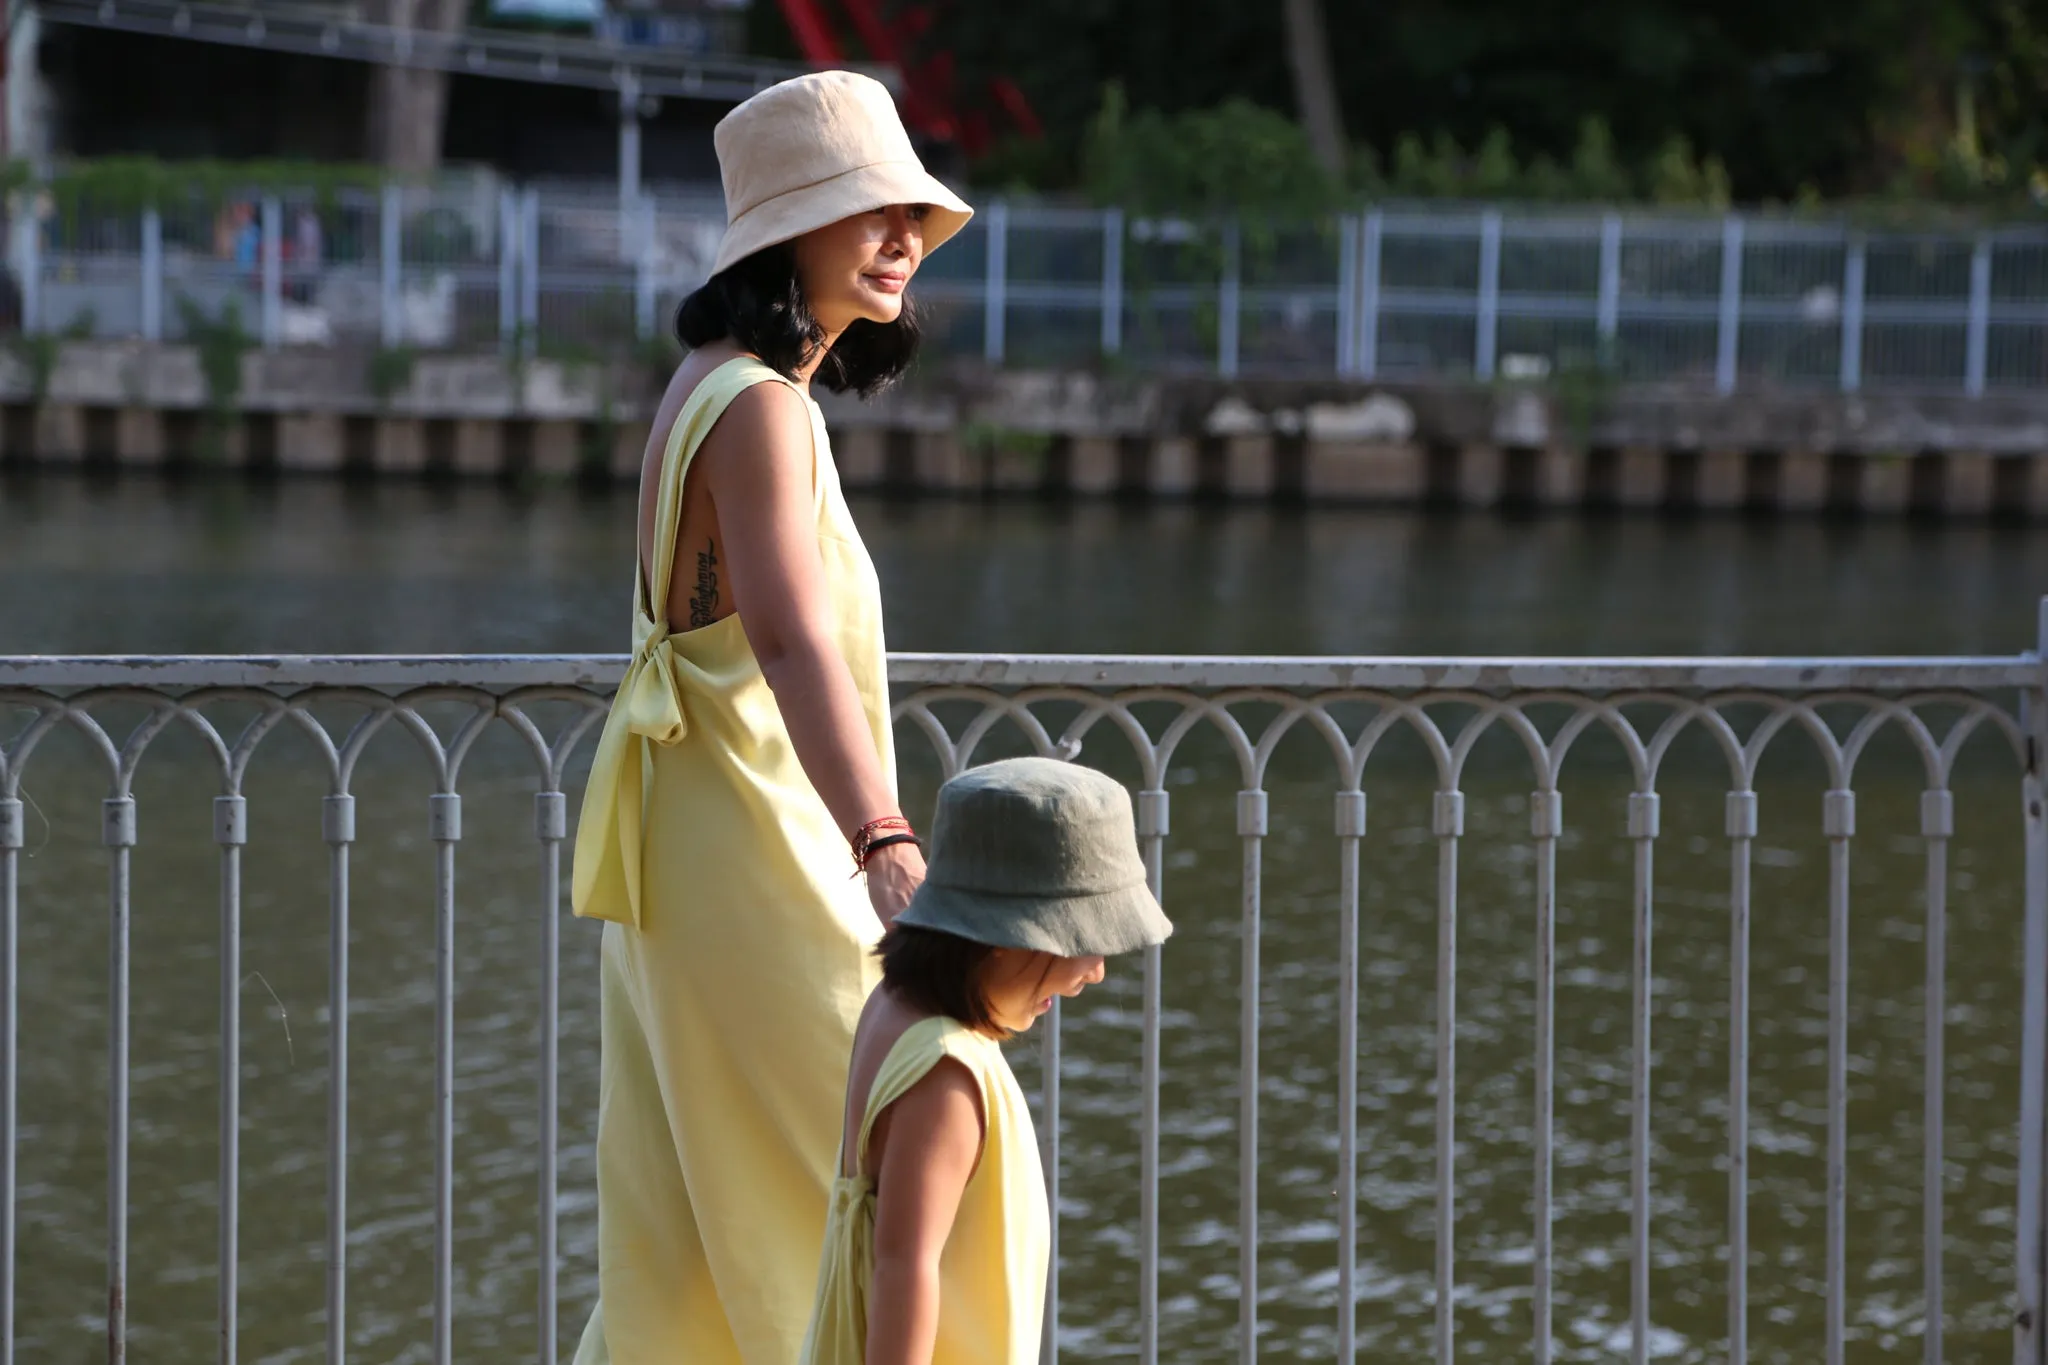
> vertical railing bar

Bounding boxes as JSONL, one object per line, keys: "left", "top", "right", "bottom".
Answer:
{"left": 1727, "top": 790, "right": 1758, "bottom": 1365}
{"left": 259, "top": 196, "right": 282, "bottom": 351}
{"left": 379, "top": 182, "right": 402, "bottom": 349}
{"left": 1358, "top": 210, "right": 1382, "bottom": 381}
{"left": 1219, "top": 220, "right": 1242, "bottom": 380}
{"left": 1965, "top": 237, "right": 1992, "bottom": 398}
{"left": 1824, "top": 788, "right": 1856, "bottom": 1365}
{"left": 1596, "top": 212, "right": 1622, "bottom": 349}
{"left": 1138, "top": 787, "right": 1168, "bottom": 1365}
{"left": 1335, "top": 215, "right": 1358, "bottom": 378}
{"left": 497, "top": 190, "right": 519, "bottom": 354}
{"left": 632, "top": 198, "right": 656, "bottom": 344}
{"left": 1041, "top": 994, "right": 1060, "bottom": 1365}
{"left": 521, "top": 189, "right": 540, "bottom": 360}
{"left": 1335, "top": 789, "right": 1365, "bottom": 1365}
{"left": 1475, "top": 209, "right": 1502, "bottom": 382}
{"left": 1100, "top": 207, "right": 1124, "bottom": 359}
{"left": 18, "top": 207, "right": 40, "bottom": 336}
{"left": 1532, "top": 788, "right": 1562, "bottom": 1365}
{"left": 216, "top": 795, "right": 247, "bottom": 1365}
{"left": 324, "top": 794, "right": 355, "bottom": 1365}
{"left": 1716, "top": 215, "right": 1745, "bottom": 396}
{"left": 2014, "top": 600, "right": 2047, "bottom": 1365}
{"left": 983, "top": 199, "right": 1008, "bottom": 366}
{"left": 430, "top": 792, "right": 461, "bottom": 1365}
{"left": 1840, "top": 236, "right": 1866, "bottom": 395}
{"left": 139, "top": 208, "right": 163, "bottom": 345}
{"left": 1237, "top": 788, "right": 1267, "bottom": 1365}
{"left": 0, "top": 796, "right": 19, "bottom": 1365}
{"left": 104, "top": 794, "right": 136, "bottom": 1365}
{"left": 1922, "top": 789, "right": 1953, "bottom": 1365}
{"left": 1628, "top": 791, "right": 1661, "bottom": 1365}
{"left": 536, "top": 792, "right": 566, "bottom": 1365}
{"left": 1433, "top": 788, "right": 1464, "bottom": 1365}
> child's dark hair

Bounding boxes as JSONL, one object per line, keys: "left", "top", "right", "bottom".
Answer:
{"left": 875, "top": 923, "right": 1002, "bottom": 1034}
{"left": 673, "top": 240, "right": 920, "bottom": 399}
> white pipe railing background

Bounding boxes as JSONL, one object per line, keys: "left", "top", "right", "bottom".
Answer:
{"left": 8, "top": 187, "right": 2048, "bottom": 393}
{"left": 0, "top": 635, "right": 2044, "bottom": 1365}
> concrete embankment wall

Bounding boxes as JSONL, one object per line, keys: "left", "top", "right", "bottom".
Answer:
{"left": 3, "top": 341, "right": 2046, "bottom": 519}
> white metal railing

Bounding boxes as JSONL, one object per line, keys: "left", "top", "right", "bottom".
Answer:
{"left": 12, "top": 187, "right": 2048, "bottom": 393}
{"left": 2, "top": 629, "right": 2046, "bottom": 1365}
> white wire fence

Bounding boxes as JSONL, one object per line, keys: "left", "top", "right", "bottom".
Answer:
{"left": 7, "top": 184, "right": 2048, "bottom": 393}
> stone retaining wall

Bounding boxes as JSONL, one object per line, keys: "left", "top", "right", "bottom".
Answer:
{"left": 2, "top": 341, "right": 2044, "bottom": 518}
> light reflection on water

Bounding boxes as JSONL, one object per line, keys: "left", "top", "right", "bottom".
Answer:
{"left": 2, "top": 474, "right": 2043, "bottom": 1363}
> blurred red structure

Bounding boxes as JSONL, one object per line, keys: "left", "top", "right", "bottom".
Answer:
{"left": 774, "top": 0, "right": 1041, "bottom": 156}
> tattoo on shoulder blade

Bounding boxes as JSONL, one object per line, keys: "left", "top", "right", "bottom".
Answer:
{"left": 688, "top": 542, "right": 720, "bottom": 630}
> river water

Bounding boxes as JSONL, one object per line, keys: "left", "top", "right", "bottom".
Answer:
{"left": 2, "top": 474, "right": 2045, "bottom": 1364}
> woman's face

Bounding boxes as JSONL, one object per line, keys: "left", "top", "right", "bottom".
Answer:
{"left": 793, "top": 203, "right": 929, "bottom": 333}
{"left": 980, "top": 948, "right": 1107, "bottom": 1035}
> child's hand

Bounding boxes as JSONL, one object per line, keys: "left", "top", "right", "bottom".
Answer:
{"left": 865, "top": 839, "right": 926, "bottom": 928}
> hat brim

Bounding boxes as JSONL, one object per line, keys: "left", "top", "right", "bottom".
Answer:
{"left": 893, "top": 879, "right": 1173, "bottom": 959}
{"left": 711, "top": 159, "right": 973, "bottom": 277}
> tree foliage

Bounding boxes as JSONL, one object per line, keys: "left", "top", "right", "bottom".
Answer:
{"left": 887, "top": 0, "right": 2048, "bottom": 209}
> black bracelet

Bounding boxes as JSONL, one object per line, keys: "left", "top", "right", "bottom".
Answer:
{"left": 858, "top": 831, "right": 921, "bottom": 870}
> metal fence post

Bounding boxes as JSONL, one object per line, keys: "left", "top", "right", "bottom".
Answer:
{"left": 1715, "top": 214, "right": 1745, "bottom": 396}
{"left": 1965, "top": 237, "right": 1992, "bottom": 398}
{"left": 379, "top": 182, "right": 402, "bottom": 348}
{"left": 498, "top": 188, "right": 519, "bottom": 354}
{"left": 1358, "top": 209, "right": 1382, "bottom": 380}
{"left": 521, "top": 188, "right": 540, "bottom": 359}
{"left": 1475, "top": 208, "right": 1502, "bottom": 381}
{"left": 1100, "top": 206, "right": 1123, "bottom": 358}
{"left": 1596, "top": 212, "right": 1622, "bottom": 352}
{"left": 1839, "top": 234, "right": 1865, "bottom": 394}
{"left": 983, "top": 199, "right": 1008, "bottom": 365}
{"left": 16, "top": 207, "right": 39, "bottom": 335}
{"left": 140, "top": 207, "right": 163, "bottom": 344}
{"left": 2017, "top": 596, "right": 2048, "bottom": 1365}
{"left": 634, "top": 195, "right": 657, "bottom": 342}
{"left": 1218, "top": 218, "right": 1241, "bottom": 379}
{"left": 1336, "top": 213, "right": 1358, "bottom": 377}
{"left": 260, "top": 195, "right": 283, "bottom": 349}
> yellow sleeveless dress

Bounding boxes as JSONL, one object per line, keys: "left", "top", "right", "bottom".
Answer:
{"left": 570, "top": 356, "right": 896, "bottom": 1365}
{"left": 800, "top": 1016, "right": 1050, "bottom": 1365}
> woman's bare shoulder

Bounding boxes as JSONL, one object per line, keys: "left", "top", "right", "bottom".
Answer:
{"left": 692, "top": 369, "right": 814, "bottom": 487}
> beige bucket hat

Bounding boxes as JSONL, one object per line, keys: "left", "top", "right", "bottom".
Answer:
{"left": 709, "top": 70, "right": 974, "bottom": 277}
{"left": 895, "top": 757, "right": 1174, "bottom": 959}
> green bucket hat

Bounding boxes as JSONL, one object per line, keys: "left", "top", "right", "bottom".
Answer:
{"left": 895, "top": 757, "right": 1174, "bottom": 958}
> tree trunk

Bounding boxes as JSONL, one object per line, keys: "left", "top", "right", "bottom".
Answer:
{"left": 365, "top": 0, "right": 466, "bottom": 175}
{"left": 1282, "top": 0, "right": 1346, "bottom": 179}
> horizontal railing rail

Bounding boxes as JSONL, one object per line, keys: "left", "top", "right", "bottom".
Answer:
{"left": 2, "top": 626, "right": 2044, "bottom": 1365}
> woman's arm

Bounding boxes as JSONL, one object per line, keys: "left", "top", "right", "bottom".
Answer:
{"left": 695, "top": 380, "right": 924, "bottom": 922}
{"left": 865, "top": 1060, "right": 984, "bottom": 1365}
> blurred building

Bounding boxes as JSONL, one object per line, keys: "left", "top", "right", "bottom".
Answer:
{"left": 2, "top": 0, "right": 784, "bottom": 186}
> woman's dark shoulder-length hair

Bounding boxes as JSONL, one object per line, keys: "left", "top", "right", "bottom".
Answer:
{"left": 673, "top": 239, "right": 919, "bottom": 399}
{"left": 875, "top": 922, "right": 1005, "bottom": 1035}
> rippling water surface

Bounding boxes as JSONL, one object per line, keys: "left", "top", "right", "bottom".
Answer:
{"left": 2, "top": 475, "right": 2044, "bottom": 1363}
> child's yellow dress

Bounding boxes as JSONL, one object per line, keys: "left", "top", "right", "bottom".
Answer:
{"left": 800, "top": 1016, "right": 1050, "bottom": 1365}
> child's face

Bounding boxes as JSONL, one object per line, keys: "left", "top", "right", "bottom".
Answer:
{"left": 980, "top": 949, "right": 1107, "bottom": 1034}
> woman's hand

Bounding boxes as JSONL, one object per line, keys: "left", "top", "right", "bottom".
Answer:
{"left": 865, "top": 839, "right": 926, "bottom": 929}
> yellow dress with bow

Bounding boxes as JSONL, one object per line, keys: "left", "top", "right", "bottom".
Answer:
{"left": 570, "top": 356, "right": 895, "bottom": 1365}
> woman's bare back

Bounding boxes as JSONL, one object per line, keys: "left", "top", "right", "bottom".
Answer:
{"left": 637, "top": 340, "right": 748, "bottom": 634}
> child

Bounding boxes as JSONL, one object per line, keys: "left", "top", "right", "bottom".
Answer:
{"left": 801, "top": 756, "right": 1174, "bottom": 1365}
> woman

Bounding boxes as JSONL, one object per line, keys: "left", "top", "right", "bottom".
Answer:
{"left": 570, "top": 70, "right": 972, "bottom": 1365}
